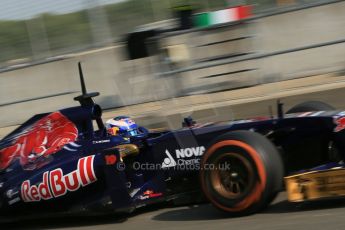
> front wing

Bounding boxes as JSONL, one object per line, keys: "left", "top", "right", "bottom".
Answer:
{"left": 285, "top": 168, "right": 345, "bottom": 202}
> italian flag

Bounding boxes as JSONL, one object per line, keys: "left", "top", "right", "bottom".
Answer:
{"left": 194, "top": 5, "right": 252, "bottom": 28}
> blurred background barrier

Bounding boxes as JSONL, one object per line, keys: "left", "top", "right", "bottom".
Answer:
{"left": 159, "top": 0, "right": 345, "bottom": 93}
{"left": 0, "top": 0, "right": 344, "bottom": 127}
{"left": 0, "top": 0, "right": 340, "bottom": 66}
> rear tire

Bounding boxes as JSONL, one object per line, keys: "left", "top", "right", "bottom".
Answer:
{"left": 286, "top": 101, "right": 334, "bottom": 114}
{"left": 200, "top": 130, "right": 283, "bottom": 216}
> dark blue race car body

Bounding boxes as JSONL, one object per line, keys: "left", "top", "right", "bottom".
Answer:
{"left": 1, "top": 105, "right": 345, "bottom": 216}
{"left": 1, "top": 65, "right": 345, "bottom": 217}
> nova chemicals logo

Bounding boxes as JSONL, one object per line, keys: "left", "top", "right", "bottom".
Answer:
{"left": 162, "top": 150, "right": 177, "bottom": 168}
{"left": 161, "top": 146, "right": 205, "bottom": 168}
{"left": 175, "top": 146, "right": 205, "bottom": 158}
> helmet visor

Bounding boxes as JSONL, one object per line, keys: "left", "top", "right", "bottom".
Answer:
{"left": 128, "top": 129, "right": 139, "bottom": 136}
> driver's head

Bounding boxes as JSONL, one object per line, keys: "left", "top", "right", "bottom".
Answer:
{"left": 106, "top": 116, "right": 139, "bottom": 137}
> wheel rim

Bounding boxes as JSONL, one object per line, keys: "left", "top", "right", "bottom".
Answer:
{"left": 210, "top": 152, "right": 255, "bottom": 199}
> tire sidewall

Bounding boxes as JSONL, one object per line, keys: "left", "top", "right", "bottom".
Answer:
{"left": 200, "top": 130, "right": 283, "bottom": 215}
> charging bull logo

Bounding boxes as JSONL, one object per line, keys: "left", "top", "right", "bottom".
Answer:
{"left": 21, "top": 155, "right": 96, "bottom": 202}
{"left": 0, "top": 112, "right": 78, "bottom": 170}
{"left": 334, "top": 116, "right": 345, "bottom": 132}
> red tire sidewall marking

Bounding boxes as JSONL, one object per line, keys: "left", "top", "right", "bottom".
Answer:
{"left": 201, "top": 140, "right": 267, "bottom": 212}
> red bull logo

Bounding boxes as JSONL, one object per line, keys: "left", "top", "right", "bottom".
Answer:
{"left": 21, "top": 155, "right": 96, "bottom": 202}
{"left": 0, "top": 111, "right": 78, "bottom": 170}
{"left": 334, "top": 117, "right": 345, "bottom": 132}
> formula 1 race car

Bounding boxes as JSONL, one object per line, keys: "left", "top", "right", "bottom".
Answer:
{"left": 1, "top": 63, "right": 345, "bottom": 219}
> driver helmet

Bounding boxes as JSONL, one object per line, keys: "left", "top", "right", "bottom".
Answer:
{"left": 106, "top": 116, "right": 139, "bottom": 137}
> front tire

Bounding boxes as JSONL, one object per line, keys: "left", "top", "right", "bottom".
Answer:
{"left": 286, "top": 101, "right": 334, "bottom": 114}
{"left": 200, "top": 130, "right": 283, "bottom": 216}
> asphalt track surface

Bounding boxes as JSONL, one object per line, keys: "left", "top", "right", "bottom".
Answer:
{"left": 3, "top": 192, "right": 345, "bottom": 230}
{"left": 4, "top": 86, "right": 345, "bottom": 230}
